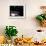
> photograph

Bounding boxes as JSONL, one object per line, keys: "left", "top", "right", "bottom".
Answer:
{"left": 10, "top": 6, "right": 25, "bottom": 18}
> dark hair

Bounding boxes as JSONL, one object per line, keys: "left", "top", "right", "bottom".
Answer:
{"left": 40, "top": 6, "right": 46, "bottom": 9}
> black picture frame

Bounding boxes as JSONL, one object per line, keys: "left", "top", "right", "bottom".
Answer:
{"left": 9, "top": 5, "right": 26, "bottom": 19}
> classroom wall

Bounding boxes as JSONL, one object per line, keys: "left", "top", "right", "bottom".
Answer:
{"left": 0, "top": 0, "right": 46, "bottom": 37}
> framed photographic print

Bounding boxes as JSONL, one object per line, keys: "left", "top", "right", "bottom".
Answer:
{"left": 9, "top": 5, "right": 26, "bottom": 19}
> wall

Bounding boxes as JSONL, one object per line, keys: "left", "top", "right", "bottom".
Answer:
{"left": 0, "top": 0, "right": 46, "bottom": 38}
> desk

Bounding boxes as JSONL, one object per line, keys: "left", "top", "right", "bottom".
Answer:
{"left": 14, "top": 43, "right": 46, "bottom": 46}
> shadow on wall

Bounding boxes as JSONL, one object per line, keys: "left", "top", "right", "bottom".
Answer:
{"left": 30, "top": 16, "right": 40, "bottom": 27}
{"left": 0, "top": 26, "right": 5, "bottom": 35}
